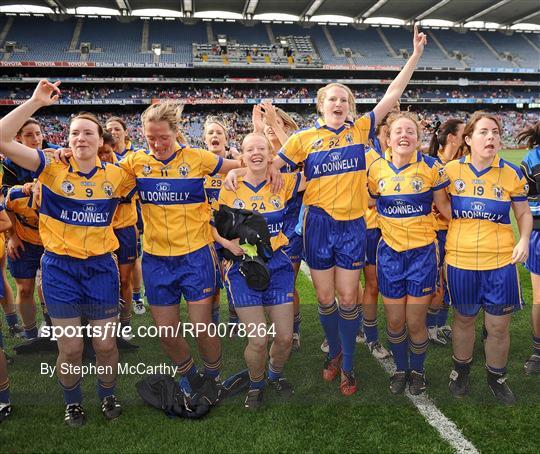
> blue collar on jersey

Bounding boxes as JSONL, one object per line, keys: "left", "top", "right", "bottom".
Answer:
{"left": 459, "top": 154, "right": 503, "bottom": 177}
{"left": 383, "top": 149, "right": 422, "bottom": 173}
{"left": 315, "top": 117, "right": 354, "bottom": 135}
{"left": 68, "top": 156, "right": 104, "bottom": 179}
{"left": 242, "top": 179, "right": 267, "bottom": 193}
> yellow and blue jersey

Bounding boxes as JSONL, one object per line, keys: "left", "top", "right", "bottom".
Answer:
{"left": 434, "top": 151, "right": 455, "bottom": 231}
{"left": 368, "top": 150, "right": 449, "bottom": 252}
{"left": 114, "top": 140, "right": 138, "bottom": 161}
{"left": 118, "top": 143, "right": 223, "bottom": 256}
{"left": 218, "top": 173, "right": 302, "bottom": 251}
{"left": 108, "top": 152, "right": 138, "bottom": 230}
{"left": 365, "top": 146, "right": 383, "bottom": 230}
{"left": 35, "top": 150, "right": 135, "bottom": 259}
{"left": 204, "top": 173, "right": 223, "bottom": 213}
{"left": 445, "top": 154, "right": 528, "bottom": 270}
{"left": 5, "top": 185, "right": 41, "bottom": 245}
{"left": 278, "top": 113, "right": 374, "bottom": 221}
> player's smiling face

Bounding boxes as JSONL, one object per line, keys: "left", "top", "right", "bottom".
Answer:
{"left": 204, "top": 122, "right": 227, "bottom": 155}
{"left": 18, "top": 123, "right": 43, "bottom": 149}
{"left": 466, "top": 117, "right": 501, "bottom": 160}
{"left": 69, "top": 118, "right": 103, "bottom": 161}
{"left": 389, "top": 118, "right": 419, "bottom": 158}
{"left": 321, "top": 86, "right": 350, "bottom": 129}
{"left": 144, "top": 120, "right": 177, "bottom": 159}
{"left": 242, "top": 134, "right": 272, "bottom": 172}
{"left": 106, "top": 120, "right": 127, "bottom": 150}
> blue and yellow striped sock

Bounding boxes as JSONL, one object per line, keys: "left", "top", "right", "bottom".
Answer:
{"left": 338, "top": 305, "right": 361, "bottom": 372}
{"left": 293, "top": 312, "right": 301, "bottom": 335}
{"left": 363, "top": 317, "right": 378, "bottom": 344}
{"left": 0, "top": 378, "right": 9, "bottom": 404}
{"left": 24, "top": 321, "right": 38, "bottom": 340}
{"left": 533, "top": 335, "right": 540, "bottom": 355}
{"left": 59, "top": 379, "right": 82, "bottom": 405}
{"left": 387, "top": 328, "right": 409, "bottom": 372}
{"left": 132, "top": 290, "right": 141, "bottom": 302}
{"left": 486, "top": 364, "right": 507, "bottom": 376}
{"left": 249, "top": 371, "right": 266, "bottom": 390}
{"left": 409, "top": 338, "right": 429, "bottom": 373}
{"left": 268, "top": 362, "right": 283, "bottom": 381}
{"left": 5, "top": 313, "right": 18, "bottom": 329}
{"left": 436, "top": 304, "right": 450, "bottom": 327}
{"left": 426, "top": 308, "right": 438, "bottom": 328}
{"left": 318, "top": 301, "right": 340, "bottom": 359}
{"left": 177, "top": 356, "right": 198, "bottom": 378}
{"left": 203, "top": 355, "right": 221, "bottom": 379}
{"left": 97, "top": 378, "right": 116, "bottom": 400}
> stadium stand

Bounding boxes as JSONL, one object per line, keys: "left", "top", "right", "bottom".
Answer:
{"left": 148, "top": 20, "right": 206, "bottom": 63}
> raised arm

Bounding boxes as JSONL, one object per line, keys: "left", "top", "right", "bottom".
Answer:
{"left": 372, "top": 25, "right": 426, "bottom": 125}
{"left": 0, "top": 80, "right": 61, "bottom": 172}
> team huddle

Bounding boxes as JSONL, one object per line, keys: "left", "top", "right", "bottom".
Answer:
{"left": 0, "top": 26, "right": 539, "bottom": 427}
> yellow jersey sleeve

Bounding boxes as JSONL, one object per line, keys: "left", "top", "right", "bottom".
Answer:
{"left": 278, "top": 131, "right": 306, "bottom": 169}
{"left": 5, "top": 186, "right": 41, "bottom": 245}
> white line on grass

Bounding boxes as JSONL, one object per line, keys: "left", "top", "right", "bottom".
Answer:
{"left": 300, "top": 263, "right": 479, "bottom": 454}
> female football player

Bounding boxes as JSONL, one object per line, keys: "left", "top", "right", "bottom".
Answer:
{"left": 266, "top": 25, "right": 428, "bottom": 396}
{"left": 105, "top": 117, "right": 145, "bottom": 316}
{"left": 425, "top": 119, "right": 465, "bottom": 345}
{"left": 518, "top": 121, "right": 540, "bottom": 375}
{"left": 0, "top": 80, "right": 136, "bottom": 426}
{"left": 219, "top": 132, "right": 306, "bottom": 409}
{"left": 446, "top": 112, "right": 531, "bottom": 404}
{"left": 368, "top": 112, "right": 451, "bottom": 395}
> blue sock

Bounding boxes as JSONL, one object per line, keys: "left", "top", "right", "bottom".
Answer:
{"left": 177, "top": 357, "right": 198, "bottom": 378}
{"left": 486, "top": 364, "right": 507, "bottom": 375}
{"left": 293, "top": 313, "right": 301, "bottom": 335}
{"left": 25, "top": 326, "right": 39, "bottom": 340}
{"left": 249, "top": 371, "right": 266, "bottom": 390}
{"left": 409, "top": 338, "right": 429, "bottom": 373}
{"left": 97, "top": 378, "right": 116, "bottom": 400}
{"left": 533, "top": 336, "right": 540, "bottom": 355}
{"left": 0, "top": 378, "right": 9, "bottom": 403}
{"left": 436, "top": 305, "right": 450, "bottom": 327}
{"left": 212, "top": 305, "right": 220, "bottom": 325}
{"left": 338, "top": 305, "right": 361, "bottom": 373}
{"left": 5, "top": 313, "right": 18, "bottom": 328}
{"left": 203, "top": 356, "right": 221, "bottom": 379}
{"left": 387, "top": 328, "right": 409, "bottom": 372}
{"left": 268, "top": 362, "right": 283, "bottom": 381}
{"left": 363, "top": 317, "right": 378, "bottom": 344}
{"left": 132, "top": 290, "right": 141, "bottom": 302}
{"left": 59, "top": 379, "right": 82, "bottom": 405}
{"left": 426, "top": 308, "right": 438, "bottom": 328}
{"left": 318, "top": 301, "right": 340, "bottom": 359}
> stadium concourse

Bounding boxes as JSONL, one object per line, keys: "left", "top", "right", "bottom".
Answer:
{"left": 0, "top": 0, "right": 539, "bottom": 452}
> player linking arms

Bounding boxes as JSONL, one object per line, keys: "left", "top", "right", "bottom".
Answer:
{"left": 0, "top": 80, "right": 139, "bottom": 426}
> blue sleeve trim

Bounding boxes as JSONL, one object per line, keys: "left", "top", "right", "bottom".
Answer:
{"left": 511, "top": 196, "right": 527, "bottom": 202}
{"left": 32, "top": 149, "right": 46, "bottom": 178}
{"left": 433, "top": 180, "right": 450, "bottom": 191}
{"left": 368, "top": 111, "right": 376, "bottom": 143}
{"left": 278, "top": 152, "right": 297, "bottom": 170}
{"left": 210, "top": 156, "right": 224, "bottom": 177}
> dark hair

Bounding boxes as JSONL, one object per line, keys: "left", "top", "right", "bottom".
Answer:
{"left": 102, "top": 131, "right": 115, "bottom": 147}
{"left": 105, "top": 116, "right": 128, "bottom": 131}
{"left": 70, "top": 112, "right": 104, "bottom": 137}
{"left": 428, "top": 118, "right": 464, "bottom": 157}
{"left": 517, "top": 122, "right": 540, "bottom": 149}
{"left": 17, "top": 118, "right": 41, "bottom": 136}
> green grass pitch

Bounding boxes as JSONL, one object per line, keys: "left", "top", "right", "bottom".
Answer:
{"left": 1, "top": 149, "right": 539, "bottom": 453}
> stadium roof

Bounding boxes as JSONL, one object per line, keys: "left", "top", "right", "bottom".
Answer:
{"left": 1, "top": 0, "right": 539, "bottom": 28}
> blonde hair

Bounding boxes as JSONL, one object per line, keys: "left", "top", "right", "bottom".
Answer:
{"left": 242, "top": 132, "right": 274, "bottom": 155}
{"left": 275, "top": 108, "right": 299, "bottom": 134}
{"left": 141, "top": 101, "right": 188, "bottom": 144}
{"left": 386, "top": 112, "right": 422, "bottom": 140}
{"left": 316, "top": 83, "right": 356, "bottom": 118}
{"left": 204, "top": 116, "right": 229, "bottom": 140}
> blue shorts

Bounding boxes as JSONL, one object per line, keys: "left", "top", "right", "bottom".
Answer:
{"left": 526, "top": 230, "right": 540, "bottom": 275}
{"left": 304, "top": 206, "right": 366, "bottom": 270}
{"left": 377, "top": 240, "right": 438, "bottom": 299}
{"left": 114, "top": 225, "right": 138, "bottom": 265}
{"left": 41, "top": 251, "right": 119, "bottom": 320}
{"left": 446, "top": 263, "right": 522, "bottom": 317}
{"left": 8, "top": 241, "right": 44, "bottom": 279}
{"left": 283, "top": 232, "right": 303, "bottom": 264}
{"left": 224, "top": 249, "right": 294, "bottom": 308}
{"left": 365, "top": 228, "right": 381, "bottom": 266}
{"left": 142, "top": 245, "right": 218, "bottom": 305}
